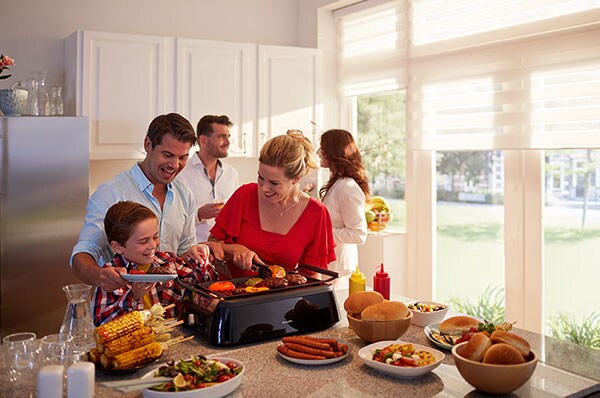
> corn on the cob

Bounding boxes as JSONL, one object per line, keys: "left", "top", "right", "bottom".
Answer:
{"left": 100, "top": 326, "right": 154, "bottom": 357}
{"left": 100, "top": 353, "right": 110, "bottom": 369}
{"left": 94, "top": 311, "right": 145, "bottom": 345}
{"left": 88, "top": 347, "right": 101, "bottom": 364}
{"left": 111, "top": 342, "right": 163, "bottom": 369}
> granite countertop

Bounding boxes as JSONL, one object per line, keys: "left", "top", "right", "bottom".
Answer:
{"left": 2, "top": 290, "right": 599, "bottom": 397}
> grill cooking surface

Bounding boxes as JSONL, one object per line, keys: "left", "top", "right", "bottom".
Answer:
{"left": 187, "top": 264, "right": 338, "bottom": 300}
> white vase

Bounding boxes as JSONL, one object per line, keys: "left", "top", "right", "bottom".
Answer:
{"left": 0, "top": 88, "right": 28, "bottom": 116}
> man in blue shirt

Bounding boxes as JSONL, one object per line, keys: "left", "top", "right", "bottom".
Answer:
{"left": 71, "top": 113, "right": 223, "bottom": 292}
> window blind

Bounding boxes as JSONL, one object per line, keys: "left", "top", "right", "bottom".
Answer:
{"left": 335, "top": 0, "right": 408, "bottom": 96}
{"left": 408, "top": 19, "right": 600, "bottom": 151}
{"left": 412, "top": 0, "right": 600, "bottom": 47}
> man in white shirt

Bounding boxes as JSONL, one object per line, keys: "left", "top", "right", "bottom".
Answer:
{"left": 177, "top": 115, "right": 239, "bottom": 242}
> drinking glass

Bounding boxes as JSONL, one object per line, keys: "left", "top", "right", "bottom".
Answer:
{"left": 40, "top": 334, "right": 75, "bottom": 367}
{"left": 2, "top": 332, "right": 40, "bottom": 386}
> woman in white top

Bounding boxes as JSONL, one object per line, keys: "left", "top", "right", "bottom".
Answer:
{"left": 318, "top": 129, "right": 369, "bottom": 281}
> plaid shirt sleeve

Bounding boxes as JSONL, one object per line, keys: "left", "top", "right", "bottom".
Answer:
{"left": 91, "top": 257, "right": 144, "bottom": 326}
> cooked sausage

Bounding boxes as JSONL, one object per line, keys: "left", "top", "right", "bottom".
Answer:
{"left": 304, "top": 337, "right": 339, "bottom": 345}
{"left": 284, "top": 342, "right": 340, "bottom": 358}
{"left": 282, "top": 337, "right": 332, "bottom": 351}
{"left": 277, "top": 345, "right": 326, "bottom": 360}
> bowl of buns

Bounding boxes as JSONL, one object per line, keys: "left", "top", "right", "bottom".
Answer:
{"left": 344, "top": 291, "right": 412, "bottom": 343}
{"left": 408, "top": 301, "right": 449, "bottom": 327}
{"left": 452, "top": 330, "right": 538, "bottom": 394}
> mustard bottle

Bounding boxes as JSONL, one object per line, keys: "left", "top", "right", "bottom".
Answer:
{"left": 349, "top": 265, "right": 366, "bottom": 295}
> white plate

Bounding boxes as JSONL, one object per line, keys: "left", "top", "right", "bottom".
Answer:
{"left": 424, "top": 322, "right": 454, "bottom": 350}
{"left": 277, "top": 339, "right": 351, "bottom": 365}
{"left": 121, "top": 274, "right": 177, "bottom": 283}
{"left": 358, "top": 340, "right": 445, "bottom": 378}
{"left": 141, "top": 356, "right": 244, "bottom": 398}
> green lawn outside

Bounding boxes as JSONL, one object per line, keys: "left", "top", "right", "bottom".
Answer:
{"left": 383, "top": 199, "right": 600, "bottom": 333}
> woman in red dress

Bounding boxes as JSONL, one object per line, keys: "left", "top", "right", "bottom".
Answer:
{"left": 209, "top": 130, "right": 336, "bottom": 278}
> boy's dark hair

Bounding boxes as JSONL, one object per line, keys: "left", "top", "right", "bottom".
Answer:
{"left": 196, "top": 115, "right": 232, "bottom": 137}
{"left": 146, "top": 113, "right": 197, "bottom": 148}
{"left": 104, "top": 201, "right": 157, "bottom": 245}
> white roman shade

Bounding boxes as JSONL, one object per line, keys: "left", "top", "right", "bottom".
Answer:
{"left": 412, "top": 0, "right": 600, "bottom": 54}
{"left": 408, "top": 3, "right": 600, "bottom": 151}
{"left": 334, "top": 0, "right": 408, "bottom": 96}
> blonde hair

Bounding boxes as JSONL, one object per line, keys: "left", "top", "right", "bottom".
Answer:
{"left": 259, "top": 130, "right": 318, "bottom": 179}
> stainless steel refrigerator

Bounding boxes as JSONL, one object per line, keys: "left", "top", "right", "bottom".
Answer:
{"left": 0, "top": 116, "right": 89, "bottom": 338}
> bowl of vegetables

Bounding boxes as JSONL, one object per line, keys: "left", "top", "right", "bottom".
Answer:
{"left": 358, "top": 340, "right": 445, "bottom": 378}
{"left": 408, "top": 301, "right": 448, "bottom": 327}
{"left": 141, "top": 355, "right": 244, "bottom": 398}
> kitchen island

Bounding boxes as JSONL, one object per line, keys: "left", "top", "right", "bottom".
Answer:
{"left": 2, "top": 291, "right": 599, "bottom": 397}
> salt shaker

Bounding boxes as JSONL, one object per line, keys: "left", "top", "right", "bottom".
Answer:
{"left": 67, "top": 361, "right": 95, "bottom": 398}
{"left": 38, "top": 365, "right": 64, "bottom": 398}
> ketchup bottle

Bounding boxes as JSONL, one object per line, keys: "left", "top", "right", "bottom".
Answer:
{"left": 349, "top": 265, "right": 366, "bottom": 295}
{"left": 373, "top": 263, "right": 390, "bottom": 300}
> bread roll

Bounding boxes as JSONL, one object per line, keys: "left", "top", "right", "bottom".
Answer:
{"left": 482, "top": 343, "right": 525, "bottom": 365}
{"left": 361, "top": 301, "right": 408, "bottom": 321}
{"left": 439, "top": 316, "right": 480, "bottom": 335}
{"left": 490, "top": 331, "right": 531, "bottom": 357}
{"left": 461, "top": 332, "right": 492, "bottom": 362}
{"left": 343, "top": 291, "right": 384, "bottom": 316}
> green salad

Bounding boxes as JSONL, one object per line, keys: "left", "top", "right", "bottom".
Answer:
{"left": 151, "top": 355, "right": 242, "bottom": 392}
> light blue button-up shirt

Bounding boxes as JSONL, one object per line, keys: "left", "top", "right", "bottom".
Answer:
{"left": 70, "top": 163, "right": 197, "bottom": 267}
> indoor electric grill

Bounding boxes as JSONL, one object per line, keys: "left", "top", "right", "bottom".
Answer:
{"left": 180, "top": 265, "right": 340, "bottom": 346}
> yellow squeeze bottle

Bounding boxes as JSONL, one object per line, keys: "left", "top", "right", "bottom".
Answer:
{"left": 349, "top": 265, "right": 366, "bottom": 295}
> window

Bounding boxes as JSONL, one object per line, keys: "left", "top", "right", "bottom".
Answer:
{"left": 436, "top": 150, "right": 505, "bottom": 322}
{"left": 544, "top": 149, "right": 600, "bottom": 341}
{"left": 357, "top": 90, "right": 406, "bottom": 231}
{"left": 332, "top": 0, "right": 600, "bottom": 344}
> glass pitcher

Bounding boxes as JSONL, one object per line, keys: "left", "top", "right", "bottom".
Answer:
{"left": 59, "top": 284, "right": 95, "bottom": 354}
{"left": 32, "top": 71, "right": 50, "bottom": 116}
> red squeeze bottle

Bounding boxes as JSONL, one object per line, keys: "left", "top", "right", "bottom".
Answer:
{"left": 373, "top": 263, "right": 390, "bottom": 300}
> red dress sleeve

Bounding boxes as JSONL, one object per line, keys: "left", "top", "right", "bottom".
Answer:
{"left": 210, "top": 183, "right": 254, "bottom": 244}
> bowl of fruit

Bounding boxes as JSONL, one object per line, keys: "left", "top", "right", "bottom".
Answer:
{"left": 408, "top": 301, "right": 449, "bottom": 327}
{"left": 365, "top": 196, "right": 393, "bottom": 232}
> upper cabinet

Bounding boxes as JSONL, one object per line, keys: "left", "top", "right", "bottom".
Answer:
{"left": 258, "top": 45, "right": 321, "bottom": 149}
{"left": 65, "top": 31, "right": 174, "bottom": 160}
{"left": 66, "top": 31, "right": 321, "bottom": 160}
{"left": 176, "top": 39, "right": 256, "bottom": 156}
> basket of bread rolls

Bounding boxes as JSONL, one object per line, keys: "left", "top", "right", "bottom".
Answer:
{"left": 344, "top": 291, "right": 412, "bottom": 343}
{"left": 452, "top": 330, "right": 538, "bottom": 394}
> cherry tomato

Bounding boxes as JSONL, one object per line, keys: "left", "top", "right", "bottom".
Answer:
{"left": 129, "top": 270, "right": 146, "bottom": 274}
{"left": 226, "top": 361, "right": 238, "bottom": 370}
{"left": 195, "top": 383, "right": 206, "bottom": 389}
{"left": 400, "top": 356, "right": 416, "bottom": 367}
{"left": 217, "top": 375, "right": 231, "bottom": 383}
{"left": 193, "top": 360, "right": 202, "bottom": 367}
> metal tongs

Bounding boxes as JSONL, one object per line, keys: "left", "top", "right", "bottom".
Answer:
{"left": 208, "top": 252, "right": 232, "bottom": 279}
{"left": 252, "top": 261, "right": 272, "bottom": 279}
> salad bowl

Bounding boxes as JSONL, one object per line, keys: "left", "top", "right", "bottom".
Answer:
{"left": 141, "top": 356, "right": 244, "bottom": 398}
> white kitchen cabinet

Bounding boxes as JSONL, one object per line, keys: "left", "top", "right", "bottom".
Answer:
{"left": 65, "top": 31, "right": 174, "bottom": 160}
{"left": 258, "top": 45, "right": 322, "bottom": 149}
{"left": 65, "top": 31, "right": 321, "bottom": 160}
{"left": 176, "top": 39, "right": 256, "bottom": 156}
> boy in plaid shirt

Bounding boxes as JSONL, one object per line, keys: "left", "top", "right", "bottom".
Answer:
{"left": 92, "top": 201, "right": 217, "bottom": 325}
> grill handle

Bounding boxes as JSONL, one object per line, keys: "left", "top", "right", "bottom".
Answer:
{"left": 298, "top": 264, "right": 339, "bottom": 283}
